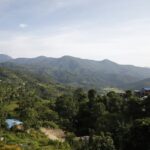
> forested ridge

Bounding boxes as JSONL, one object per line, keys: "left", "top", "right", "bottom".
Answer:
{"left": 1, "top": 54, "right": 150, "bottom": 89}
{"left": 0, "top": 65, "right": 150, "bottom": 150}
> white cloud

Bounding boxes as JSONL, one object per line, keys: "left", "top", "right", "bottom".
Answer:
{"left": 0, "top": 19, "right": 150, "bottom": 67}
{"left": 19, "top": 24, "right": 28, "bottom": 28}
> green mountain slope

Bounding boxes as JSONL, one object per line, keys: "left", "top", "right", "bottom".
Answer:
{"left": 125, "top": 78, "right": 150, "bottom": 89}
{"left": 0, "top": 65, "right": 70, "bottom": 99}
{"left": 1, "top": 54, "right": 150, "bottom": 88}
{"left": 0, "top": 54, "right": 12, "bottom": 63}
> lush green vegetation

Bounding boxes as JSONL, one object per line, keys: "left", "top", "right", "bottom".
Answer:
{"left": 0, "top": 65, "right": 150, "bottom": 150}
{"left": 0, "top": 129, "right": 71, "bottom": 150}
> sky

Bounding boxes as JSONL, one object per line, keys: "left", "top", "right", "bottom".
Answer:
{"left": 0, "top": 0, "right": 150, "bottom": 67}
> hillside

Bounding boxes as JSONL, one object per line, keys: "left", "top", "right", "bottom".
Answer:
{"left": 0, "top": 65, "right": 73, "bottom": 149}
{"left": 0, "top": 54, "right": 150, "bottom": 88}
{"left": 0, "top": 65, "right": 70, "bottom": 99}
{"left": 1, "top": 54, "right": 150, "bottom": 150}
{"left": 0, "top": 54, "right": 12, "bottom": 63}
{"left": 125, "top": 78, "right": 150, "bottom": 90}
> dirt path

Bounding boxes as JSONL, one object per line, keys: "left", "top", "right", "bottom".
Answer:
{"left": 40, "top": 128, "right": 65, "bottom": 142}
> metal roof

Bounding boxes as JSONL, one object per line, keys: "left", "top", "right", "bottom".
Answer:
{"left": 142, "top": 88, "right": 150, "bottom": 91}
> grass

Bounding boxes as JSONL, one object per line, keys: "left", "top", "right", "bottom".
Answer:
{"left": 0, "top": 144, "right": 21, "bottom": 150}
{"left": 0, "top": 129, "right": 71, "bottom": 150}
{"left": 3, "top": 101, "right": 19, "bottom": 118}
{"left": 4, "top": 101, "right": 18, "bottom": 111}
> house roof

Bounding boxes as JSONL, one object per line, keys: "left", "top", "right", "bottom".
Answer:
{"left": 6, "top": 119, "right": 23, "bottom": 129}
{"left": 142, "top": 88, "right": 150, "bottom": 91}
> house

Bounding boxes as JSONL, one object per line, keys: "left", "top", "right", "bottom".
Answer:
{"left": 5, "top": 119, "right": 24, "bottom": 131}
{"left": 134, "top": 90, "right": 141, "bottom": 97}
{"left": 141, "top": 88, "right": 150, "bottom": 96}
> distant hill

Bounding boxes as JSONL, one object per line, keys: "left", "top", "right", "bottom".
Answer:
{"left": 0, "top": 65, "right": 70, "bottom": 98}
{"left": 0, "top": 54, "right": 150, "bottom": 88}
{"left": 125, "top": 78, "right": 150, "bottom": 90}
{"left": 0, "top": 54, "right": 12, "bottom": 63}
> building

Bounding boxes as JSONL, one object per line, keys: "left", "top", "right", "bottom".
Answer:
{"left": 6, "top": 119, "right": 23, "bottom": 130}
{"left": 141, "top": 88, "right": 150, "bottom": 96}
{"left": 134, "top": 90, "right": 141, "bottom": 97}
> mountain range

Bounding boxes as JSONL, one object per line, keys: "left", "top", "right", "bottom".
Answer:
{"left": 0, "top": 54, "right": 150, "bottom": 89}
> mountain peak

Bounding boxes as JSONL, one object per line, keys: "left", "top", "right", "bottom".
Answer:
{"left": 35, "top": 56, "right": 49, "bottom": 60}
{"left": 60, "top": 55, "right": 78, "bottom": 59}
{"left": 101, "top": 59, "right": 117, "bottom": 64}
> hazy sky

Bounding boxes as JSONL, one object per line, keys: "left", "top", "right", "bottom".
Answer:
{"left": 0, "top": 0, "right": 150, "bottom": 67}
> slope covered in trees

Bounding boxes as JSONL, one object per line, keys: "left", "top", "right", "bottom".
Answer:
{"left": 0, "top": 65, "right": 150, "bottom": 149}
{"left": 125, "top": 78, "right": 150, "bottom": 89}
{"left": 1, "top": 54, "right": 150, "bottom": 89}
{"left": 0, "top": 55, "right": 150, "bottom": 149}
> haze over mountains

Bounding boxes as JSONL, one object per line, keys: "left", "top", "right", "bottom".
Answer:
{"left": 0, "top": 54, "right": 150, "bottom": 89}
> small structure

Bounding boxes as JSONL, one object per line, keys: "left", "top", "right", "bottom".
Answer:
{"left": 0, "top": 137, "right": 4, "bottom": 141}
{"left": 134, "top": 90, "right": 141, "bottom": 97}
{"left": 6, "top": 119, "right": 23, "bottom": 131}
{"left": 141, "top": 88, "right": 150, "bottom": 96}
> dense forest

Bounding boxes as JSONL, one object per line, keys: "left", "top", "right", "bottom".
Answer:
{"left": 0, "top": 65, "right": 150, "bottom": 150}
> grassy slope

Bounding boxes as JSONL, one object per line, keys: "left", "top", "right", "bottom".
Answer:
{"left": 0, "top": 129, "right": 71, "bottom": 150}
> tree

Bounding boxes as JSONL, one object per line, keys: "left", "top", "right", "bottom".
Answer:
{"left": 24, "top": 108, "right": 39, "bottom": 128}
{"left": 0, "top": 103, "right": 7, "bottom": 128}
{"left": 88, "top": 89, "right": 97, "bottom": 102}
{"left": 77, "top": 133, "right": 116, "bottom": 150}
{"left": 105, "top": 92, "right": 123, "bottom": 113}
{"left": 125, "top": 90, "right": 133, "bottom": 98}
{"left": 75, "top": 99, "right": 91, "bottom": 136}
{"left": 125, "top": 97, "right": 143, "bottom": 120}
{"left": 76, "top": 90, "right": 106, "bottom": 136}
{"left": 55, "top": 94, "right": 78, "bottom": 130}
{"left": 89, "top": 133, "right": 116, "bottom": 150}
{"left": 16, "top": 95, "right": 41, "bottom": 128}
{"left": 143, "top": 96, "right": 150, "bottom": 116}
{"left": 73, "top": 88, "right": 87, "bottom": 103}
{"left": 123, "top": 118, "right": 150, "bottom": 150}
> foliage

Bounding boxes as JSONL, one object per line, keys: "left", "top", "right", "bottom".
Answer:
{"left": 123, "top": 118, "right": 150, "bottom": 150}
{"left": 0, "top": 65, "right": 150, "bottom": 150}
